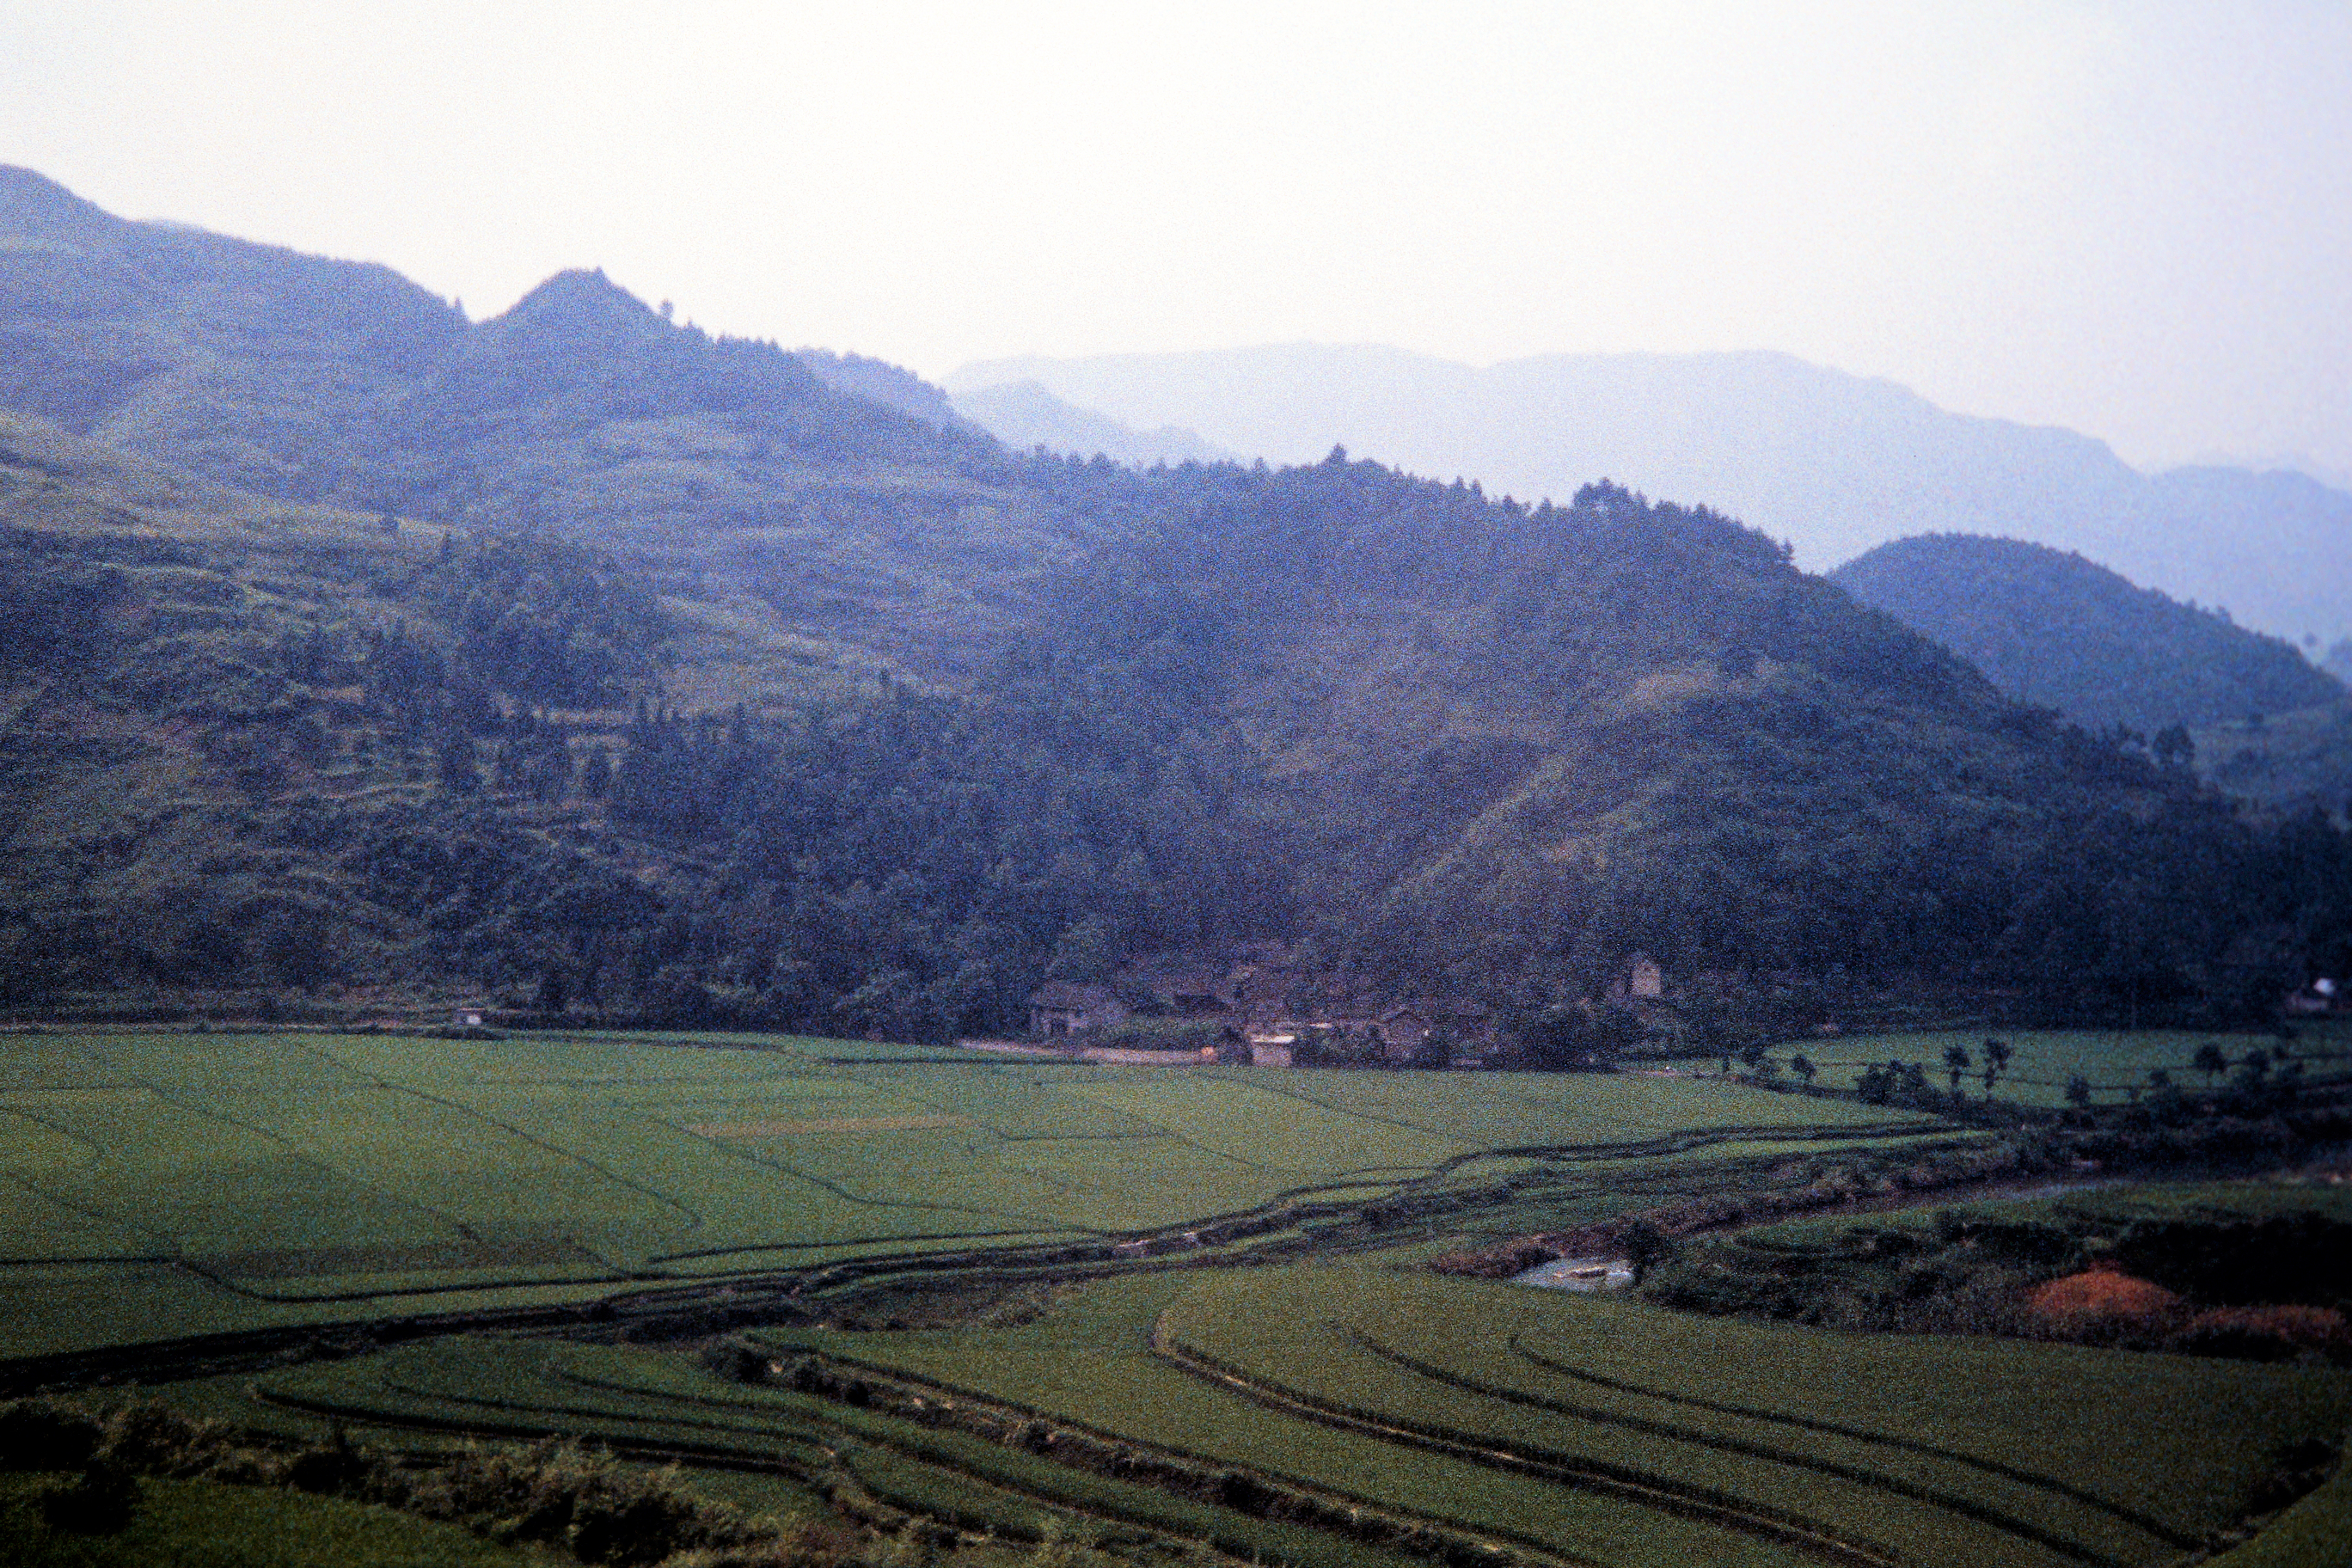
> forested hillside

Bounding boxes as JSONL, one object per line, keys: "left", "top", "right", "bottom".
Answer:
{"left": 1832, "top": 534, "right": 2352, "bottom": 808}
{"left": 1831, "top": 535, "right": 2346, "bottom": 728}
{"left": 3, "top": 168, "right": 2349, "bottom": 1037}
{"left": 946, "top": 343, "right": 2352, "bottom": 647}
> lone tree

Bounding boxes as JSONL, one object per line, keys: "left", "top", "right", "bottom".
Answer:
{"left": 1981, "top": 1038, "right": 2012, "bottom": 1098}
{"left": 2192, "top": 1042, "right": 2230, "bottom": 1086}
{"left": 2065, "top": 1074, "right": 2094, "bottom": 1109}
{"left": 1789, "top": 1053, "right": 1817, "bottom": 1089}
{"left": 1943, "top": 1043, "right": 1972, "bottom": 1098}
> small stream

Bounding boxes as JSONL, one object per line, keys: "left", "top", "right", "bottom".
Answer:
{"left": 1512, "top": 1255, "right": 1636, "bottom": 1292}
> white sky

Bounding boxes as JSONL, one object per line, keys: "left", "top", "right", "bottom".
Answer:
{"left": 6, "top": 1, "right": 2349, "bottom": 475}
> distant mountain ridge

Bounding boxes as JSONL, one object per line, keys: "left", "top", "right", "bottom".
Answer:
{"left": 1829, "top": 535, "right": 2346, "bottom": 732}
{"left": 946, "top": 344, "right": 2352, "bottom": 647}
{"left": 794, "top": 346, "right": 980, "bottom": 432}
{"left": 0, "top": 166, "right": 995, "bottom": 524}
{"left": 952, "top": 379, "right": 1233, "bottom": 466}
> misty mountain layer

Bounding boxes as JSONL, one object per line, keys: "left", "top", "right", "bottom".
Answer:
{"left": 946, "top": 345, "right": 2352, "bottom": 648}
{"left": 1832, "top": 536, "right": 2345, "bottom": 732}
{"left": 952, "top": 380, "right": 1235, "bottom": 467}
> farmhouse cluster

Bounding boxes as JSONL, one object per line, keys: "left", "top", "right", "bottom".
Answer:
{"left": 1024, "top": 949, "right": 1670, "bottom": 1065}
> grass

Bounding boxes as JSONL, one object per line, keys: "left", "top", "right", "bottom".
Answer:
{"left": 1163, "top": 1265, "right": 2352, "bottom": 1565}
{"left": 65, "top": 1114, "right": 2343, "bottom": 1567}
{"left": 1770, "top": 1026, "right": 2351, "bottom": 1106}
{"left": 2203, "top": 1465, "right": 2352, "bottom": 1566}
{"left": 754, "top": 1275, "right": 1834, "bottom": 1567}
{"left": 0, "top": 1471, "right": 536, "bottom": 1568}
{"left": 1274, "top": 1069, "right": 1907, "bottom": 1142}
{"left": 738, "top": 1263, "right": 2349, "bottom": 1567}
{"left": 122, "top": 1250, "right": 2352, "bottom": 1568}
{"left": 246, "top": 1335, "right": 1416, "bottom": 1568}
{"left": 0, "top": 1030, "right": 1934, "bottom": 1358}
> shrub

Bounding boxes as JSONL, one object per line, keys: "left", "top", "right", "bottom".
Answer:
{"left": 2167, "top": 1305, "right": 2352, "bottom": 1363}
{"left": 38, "top": 1458, "right": 141, "bottom": 1533}
{"left": 697, "top": 1340, "right": 769, "bottom": 1384}
{"left": 1087, "top": 1020, "right": 1224, "bottom": 1054}
{"left": 0, "top": 1396, "right": 864, "bottom": 1567}
{"left": 0, "top": 1399, "right": 101, "bottom": 1471}
{"left": 566, "top": 1478, "right": 704, "bottom": 1566}
{"left": 98, "top": 1399, "right": 237, "bottom": 1477}
{"left": 285, "top": 1426, "right": 372, "bottom": 1494}
{"left": 2025, "top": 1269, "right": 2180, "bottom": 1330}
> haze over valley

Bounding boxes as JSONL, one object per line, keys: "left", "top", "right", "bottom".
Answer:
{"left": 4, "top": 8, "right": 2351, "bottom": 1565}
{"left": 946, "top": 345, "right": 2352, "bottom": 650}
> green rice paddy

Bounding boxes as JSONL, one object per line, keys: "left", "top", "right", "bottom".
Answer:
{"left": 220, "top": 1261, "right": 2352, "bottom": 1568}
{"left": 7, "top": 1028, "right": 2344, "bottom": 1565}
{"left": 0, "top": 1030, "right": 1929, "bottom": 1357}
{"left": 0, "top": 1471, "right": 541, "bottom": 1568}
{"left": 1768, "top": 1021, "right": 2352, "bottom": 1106}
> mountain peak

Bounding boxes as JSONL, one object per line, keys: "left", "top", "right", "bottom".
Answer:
{"left": 482, "top": 267, "right": 666, "bottom": 348}
{"left": 0, "top": 166, "right": 124, "bottom": 245}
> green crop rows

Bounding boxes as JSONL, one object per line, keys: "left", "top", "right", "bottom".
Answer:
{"left": 135, "top": 1255, "right": 2350, "bottom": 1568}
{"left": 243, "top": 1334, "right": 1416, "bottom": 1568}
{"left": 1771, "top": 1022, "right": 2352, "bottom": 1106}
{"left": 0, "top": 1030, "right": 1934, "bottom": 1358}
{"left": 1161, "top": 1268, "right": 2351, "bottom": 1565}
{"left": 16, "top": 1028, "right": 2341, "bottom": 1566}
{"left": 739, "top": 1267, "right": 2346, "bottom": 1568}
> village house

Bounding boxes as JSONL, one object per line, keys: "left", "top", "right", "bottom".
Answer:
{"left": 1630, "top": 954, "right": 1663, "bottom": 999}
{"left": 1606, "top": 954, "right": 1665, "bottom": 1003}
{"left": 1027, "top": 981, "right": 1129, "bottom": 1039}
{"left": 2287, "top": 977, "right": 2341, "bottom": 1016}
{"left": 1132, "top": 971, "right": 1234, "bottom": 1019}
{"left": 1243, "top": 1024, "right": 1298, "bottom": 1068}
{"left": 1431, "top": 998, "right": 1494, "bottom": 1044}
{"left": 1376, "top": 1006, "right": 1431, "bottom": 1062}
{"left": 1227, "top": 966, "right": 1294, "bottom": 1026}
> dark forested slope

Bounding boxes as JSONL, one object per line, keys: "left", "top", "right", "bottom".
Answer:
{"left": 3, "top": 168, "right": 2347, "bottom": 1034}
{"left": 1832, "top": 534, "right": 2352, "bottom": 811}
{"left": 1831, "top": 535, "right": 2344, "bottom": 731}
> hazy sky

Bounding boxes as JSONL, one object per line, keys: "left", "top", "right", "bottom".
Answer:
{"left": 7, "top": 2, "right": 2349, "bottom": 475}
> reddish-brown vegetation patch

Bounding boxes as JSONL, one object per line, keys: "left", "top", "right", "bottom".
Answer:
{"left": 2026, "top": 1269, "right": 2179, "bottom": 1325}
{"left": 2169, "top": 1304, "right": 2352, "bottom": 1361}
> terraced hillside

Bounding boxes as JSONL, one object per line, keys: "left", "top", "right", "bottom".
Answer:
{"left": 205, "top": 1265, "right": 2352, "bottom": 1568}
{"left": 9, "top": 1029, "right": 2343, "bottom": 1565}
{"left": 0, "top": 1029, "right": 1927, "bottom": 1363}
